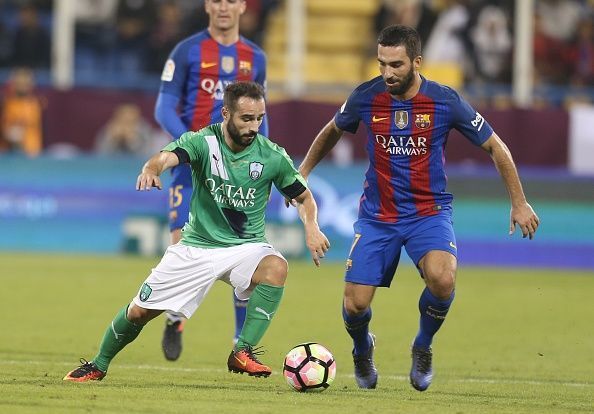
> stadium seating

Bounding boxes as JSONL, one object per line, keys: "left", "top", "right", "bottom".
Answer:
{"left": 264, "top": 0, "right": 380, "bottom": 94}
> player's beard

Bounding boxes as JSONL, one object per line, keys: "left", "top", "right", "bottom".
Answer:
{"left": 226, "top": 118, "right": 257, "bottom": 149}
{"left": 386, "top": 65, "right": 415, "bottom": 96}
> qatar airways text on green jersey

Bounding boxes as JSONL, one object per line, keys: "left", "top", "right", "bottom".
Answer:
{"left": 163, "top": 123, "right": 307, "bottom": 248}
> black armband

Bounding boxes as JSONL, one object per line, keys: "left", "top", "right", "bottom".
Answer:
{"left": 281, "top": 179, "right": 307, "bottom": 200}
{"left": 170, "top": 147, "right": 190, "bottom": 164}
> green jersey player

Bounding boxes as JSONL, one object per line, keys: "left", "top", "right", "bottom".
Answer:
{"left": 165, "top": 123, "right": 300, "bottom": 248}
{"left": 64, "top": 82, "right": 330, "bottom": 381}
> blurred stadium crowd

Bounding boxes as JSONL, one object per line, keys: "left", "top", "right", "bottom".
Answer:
{"left": 0, "top": 0, "right": 279, "bottom": 75}
{"left": 0, "top": 0, "right": 593, "bottom": 157}
{"left": 376, "top": 0, "right": 594, "bottom": 108}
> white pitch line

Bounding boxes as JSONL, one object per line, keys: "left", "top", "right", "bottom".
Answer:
{"left": 1, "top": 359, "right": 592, "bottom": 388}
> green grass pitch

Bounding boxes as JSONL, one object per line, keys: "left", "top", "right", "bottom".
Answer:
{"left": 0, "top": 252, "right": 593, "bottom": 413}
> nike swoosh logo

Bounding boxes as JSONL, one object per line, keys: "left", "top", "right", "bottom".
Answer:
{"left": 234, "top": 355, "right": 247, "bottom": 367}
{"left": 449, "top": 242, "right": 457, "bottom": 249}
{"left": 201, "top": 62, "right": 217, "bottom": 69}
{"left": 372, "top": 116, "right": 389, "bottom": 122}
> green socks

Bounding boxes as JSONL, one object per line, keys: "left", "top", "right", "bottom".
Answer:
{"left": 235, "top": 284, "right": 284, "bottom": 350}
{"left": 91, "top": 285, "right": 283, "bottom": 371}
{"left": 92, "top": 305, "right": 144, "bottom": 372}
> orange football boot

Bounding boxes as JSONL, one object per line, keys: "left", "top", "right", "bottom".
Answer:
{"left": 227, "top": 346, "right": 271, "bottom": 377}
{"left": 63, "top": 358, "right": 106, "bottom": 382}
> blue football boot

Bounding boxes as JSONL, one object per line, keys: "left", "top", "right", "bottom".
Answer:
{"left": 353, "top": 333, "right": 378, "bottom": 389}
{"left": 410, "top": 345, "right": 433, "bottom": 391}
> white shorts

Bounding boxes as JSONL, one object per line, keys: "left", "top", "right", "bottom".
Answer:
{"left": 131, "top": 242, "right": 285, "bottom": 318}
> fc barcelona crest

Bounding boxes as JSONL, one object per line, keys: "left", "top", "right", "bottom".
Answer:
{"left": 239, "top": 60, "right": 252, "bottom": 75}
{"left": 415, "top": 114, "right": 431, "bottom": 129}
{"left": 249, "top": 162, "right": 264, "bottom": 180}
{"left": 222, "top": 56, "right": 235, "bottom": 74}
{"left": 395, "top": 111, "right": 408, "bottom": 129}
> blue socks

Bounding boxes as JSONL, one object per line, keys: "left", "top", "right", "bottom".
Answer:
{"left": 414, "top": 287, "right": 455, "bottom": 349}
{"left": 343, "top": 305, "right": 372, "bottom": 356}
{"left": 233, "top": 291, "right": 248, "bottom": 340}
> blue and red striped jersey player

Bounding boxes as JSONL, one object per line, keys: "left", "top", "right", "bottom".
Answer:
{"left": 154, "top": 0, "right": 267, "bottom": 362}
{"left": 298, "top": 25, "right": 539, "bottom": 391}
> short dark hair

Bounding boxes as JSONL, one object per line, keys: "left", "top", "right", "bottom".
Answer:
{"left": 377, "top": 25, "right": 421, "bottom": 62}
{"left": 223, "top": 81, "right": 265, "bottom": 111}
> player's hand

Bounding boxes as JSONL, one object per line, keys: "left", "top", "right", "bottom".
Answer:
{"left": 305, "top": 226, "right": 330, "bottom": 267}
{"left": 509, "top": 202, "right": 539, "bottom": 240}
{"left": 136, "top": 173, "right": 162, "bottom": 191}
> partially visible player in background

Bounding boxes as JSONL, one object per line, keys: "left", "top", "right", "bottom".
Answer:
{"left": 154, "top": 0, "right": 267, "bottom": 361}
{"left": 0, "top": 68, "right": 43, "bottom": 157}
{"left": 297, "top": 25, "right": 539, "bottom": 391}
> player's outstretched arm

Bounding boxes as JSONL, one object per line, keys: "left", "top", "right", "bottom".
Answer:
{"left": 481, "top": 133, "right": 540, "bottom": 239}
{"left": 293, "top": 188, "right": 330, "bottom": 266}
{"left": 298, "top": 119, "right": 344, "bottom": 179}
{"left": 285, "top": 119, "right": 344, "bottom": 208}
{"left": 136, "top": 151, "right": 180, "bottom": 191}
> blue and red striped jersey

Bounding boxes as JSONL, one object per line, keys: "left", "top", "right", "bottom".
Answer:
{"left": 335, "top": 75, "right": 493, "bottom": 222}
{"left": 158, "top": 29, "right": 268, "bottom": 135}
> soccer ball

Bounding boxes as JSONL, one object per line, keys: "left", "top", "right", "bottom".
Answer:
{"left": 283, "top": 342, "right": 336, "bottom": 392}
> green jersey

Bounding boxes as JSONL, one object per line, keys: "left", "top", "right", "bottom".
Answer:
{"left": 163, "top": 123, "right": 307, "bottom": 248}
